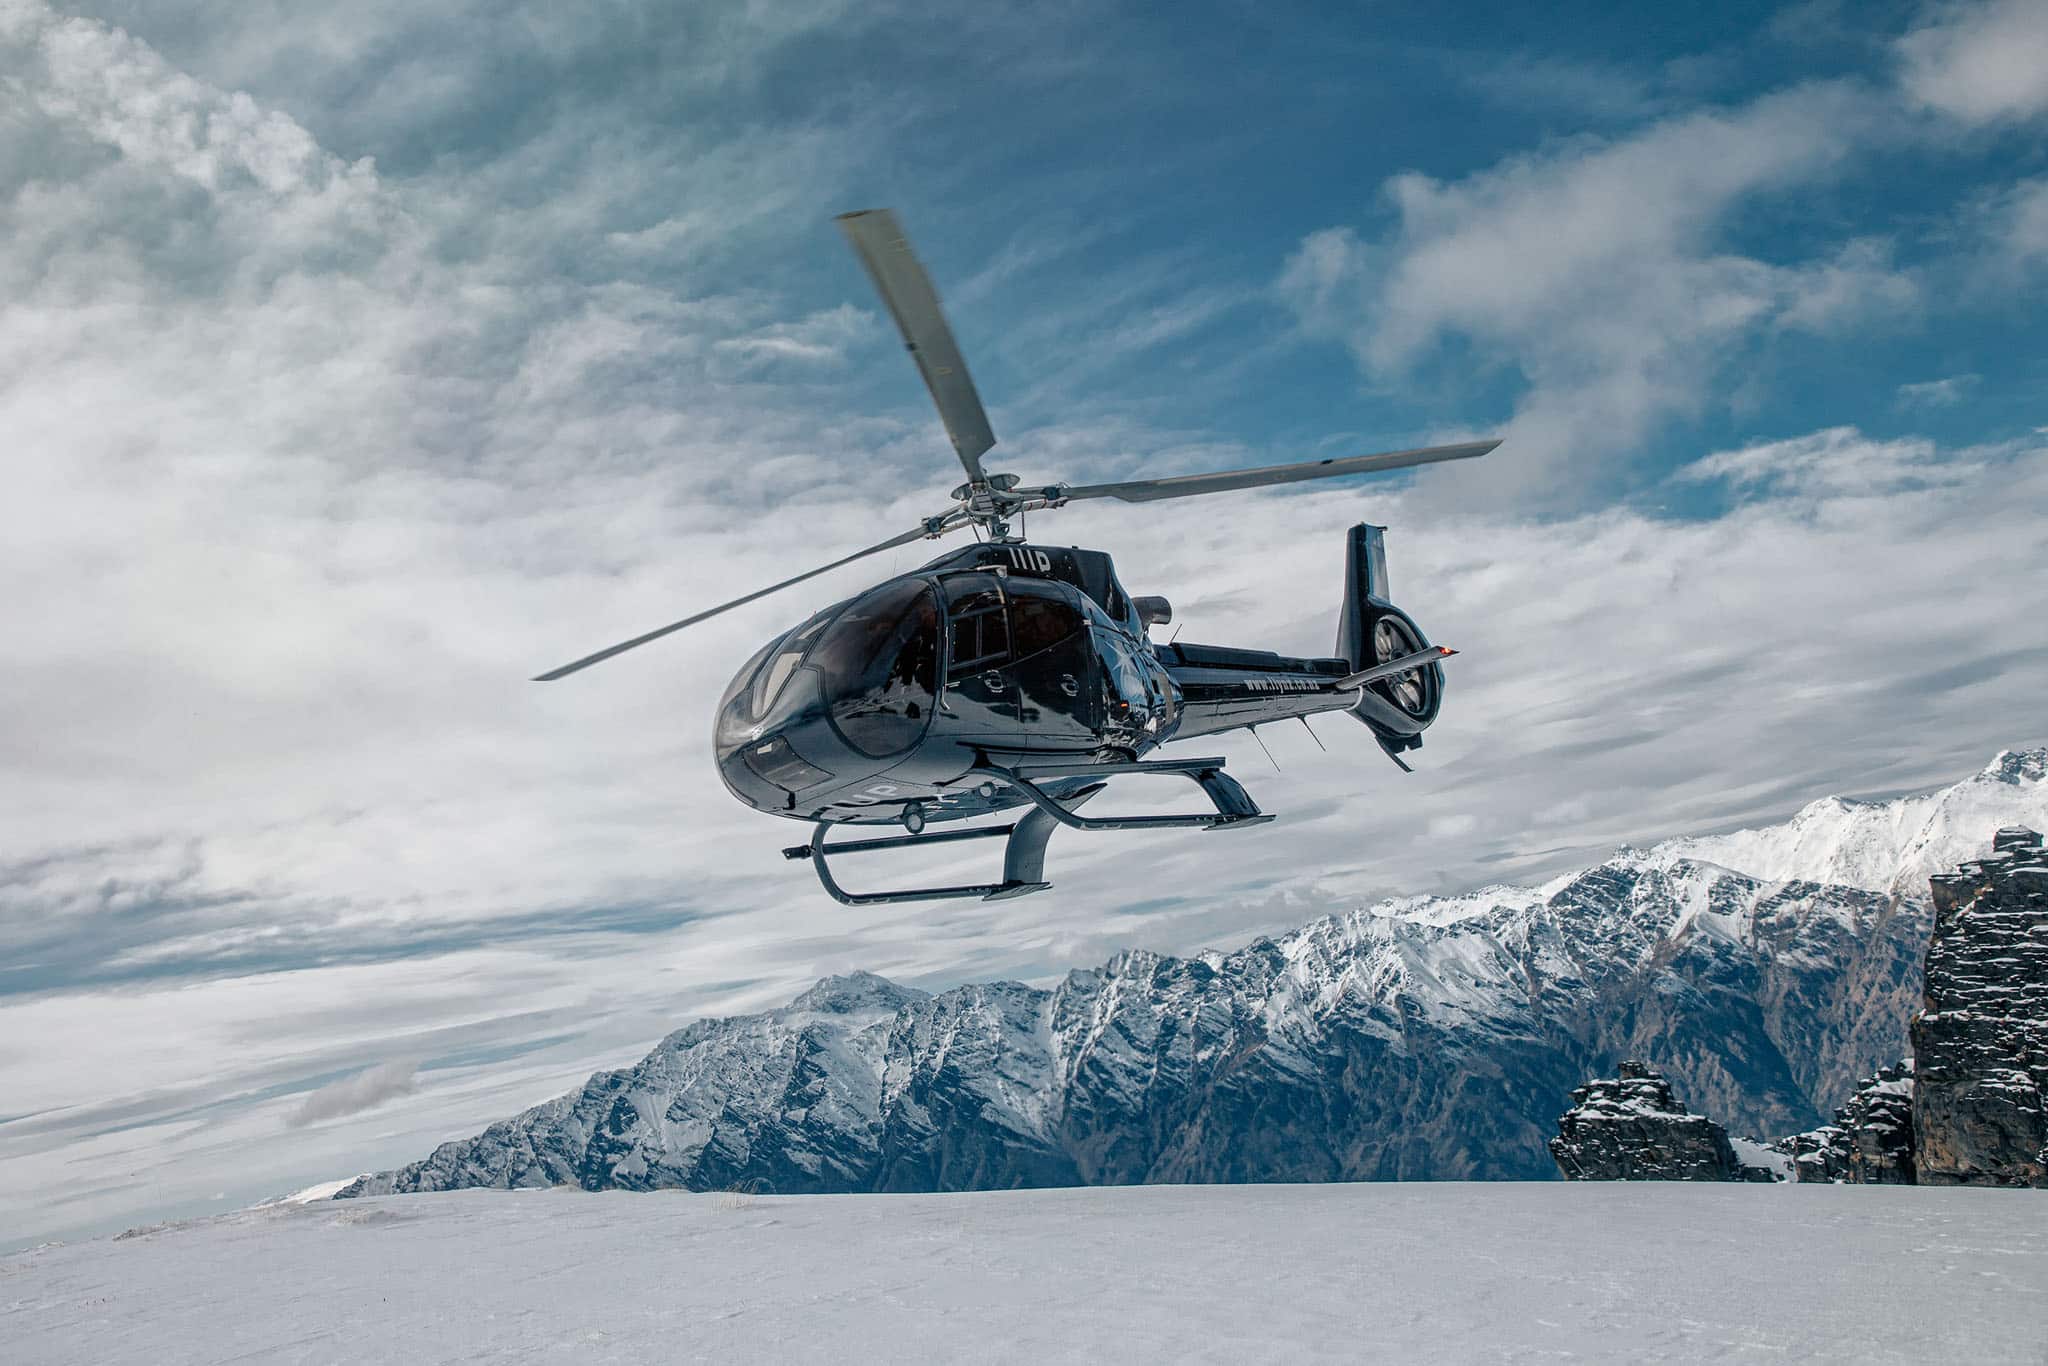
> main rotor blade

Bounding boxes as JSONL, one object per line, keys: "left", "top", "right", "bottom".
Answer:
{"left": 532, "top": 525, "right": 934, "bottom": 681}
{"left": 837, "top": 209, "right": 997, "bottom": 484}
{"left": 1056, "top": 439, "right": 1500, "bottom": 504}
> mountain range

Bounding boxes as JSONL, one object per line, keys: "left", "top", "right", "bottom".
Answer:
{"left": 338, "top": 748, "right": 2048, "bottom": 1198}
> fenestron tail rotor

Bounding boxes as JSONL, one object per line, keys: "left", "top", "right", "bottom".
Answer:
{"left": 532, "top": 209, "right": 1501, "bottom": 680}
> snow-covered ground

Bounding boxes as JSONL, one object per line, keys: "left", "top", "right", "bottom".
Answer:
{"left": 6, "top": 1184, "right": 2043, "bottom": 1363}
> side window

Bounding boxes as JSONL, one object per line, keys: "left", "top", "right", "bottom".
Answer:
{"left": 945, "top": 576, "right": 1010, "bottom": 676}
{"left": 1103, "top": 580, "right": 1129, "bottom": 626}
{"left": 1010, "top": 592, "right": 1083, "bottom": 659}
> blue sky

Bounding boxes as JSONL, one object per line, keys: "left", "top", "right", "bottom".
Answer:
{"left": 2, "top": 0, "right": 2045, "bottom": 1248}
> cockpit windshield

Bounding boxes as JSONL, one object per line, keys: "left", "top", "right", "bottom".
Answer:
{"left": 812, "top": 579, "right": 939, "bottom": 757}
{"left": 713, "top": 581, "right": 939, "bottom": 761}
{"left": 715, "top": 603, "right": 841, "bottom": 751}
{"left": 752, "top": 610, "right": 834, "bottom": 715}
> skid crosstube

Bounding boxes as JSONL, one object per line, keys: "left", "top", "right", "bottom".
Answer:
{"left": 782, "top": 787, "right": 1099, "bottom": 907}
{"left": 782, "top": 755, "right": 1273, "bottom": 906}
{"left": 976, "top": 755, "right": 1273, "bottom": 832}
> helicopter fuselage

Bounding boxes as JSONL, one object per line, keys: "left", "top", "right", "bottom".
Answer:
{"left": 537, "top": 208, "right": 1487, "bottom": 904}
{"left": 713, "top": 538, "right": 1437, "bottom": 830}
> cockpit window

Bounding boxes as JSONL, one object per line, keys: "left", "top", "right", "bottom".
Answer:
{"left": 751, "top": 610, "right": 833, "bottom": 716}
{"left": 715, "top": 634, "right": 783, "bottom": 750}
{"left": 1009, "top": 591, "right": 1082, "bottom": 659}
{"left": 812, "top": 579, "right": 939, "bottom": 757}
{"left": 945, "top": 574, "right": 1010, "bottom": 676}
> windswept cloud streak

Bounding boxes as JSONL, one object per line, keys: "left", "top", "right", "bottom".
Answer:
{"left": 290, "top": 1059, "right": 418, "bottom": 1127}
{"left": 1896, "top": 374, "right": 1980, "bottom": 407}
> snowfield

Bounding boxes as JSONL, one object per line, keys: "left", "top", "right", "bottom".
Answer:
{"left": 6, "top": 1184, "right": 2044, "bottom": 1363}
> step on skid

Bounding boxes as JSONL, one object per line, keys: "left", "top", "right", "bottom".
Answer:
{"left": 781, "top": 755, "right": 1273, "bottom": 905}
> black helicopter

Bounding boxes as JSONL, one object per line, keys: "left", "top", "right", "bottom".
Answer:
{"left": 537, "top": 209, "right": 1499, "bottom": 904}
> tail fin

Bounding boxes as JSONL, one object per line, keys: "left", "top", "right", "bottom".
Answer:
{"left": 1336, "top": 523, "right": 1390, "bottom": 670}
{"left": 1334, "top": 523, "right": 1441, "bottom": 759}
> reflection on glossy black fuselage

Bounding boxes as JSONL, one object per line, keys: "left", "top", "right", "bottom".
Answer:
{"left": 714, "top": 544, "right": 1175, "bottom": 826}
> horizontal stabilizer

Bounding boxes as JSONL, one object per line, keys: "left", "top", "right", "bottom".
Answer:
{"left": 1335, "top": 645, "right": 1456, "bottom": 691}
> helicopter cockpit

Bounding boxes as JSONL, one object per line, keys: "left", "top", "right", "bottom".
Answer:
{"left": 715, "top": 580, "right": 940, "bottom": 808}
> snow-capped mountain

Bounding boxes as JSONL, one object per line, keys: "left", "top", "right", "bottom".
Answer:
{"left": 338, "top": 749, "right": 2048, "bottom": 1198}
{"left": 1663, "top": 748, "right": 2048, "bottom": 902}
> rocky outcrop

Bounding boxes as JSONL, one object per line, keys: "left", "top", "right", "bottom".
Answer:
{"left": 1774, "top": 1061, "right": 1916, "bottom": 1184}
{"left": 337, "top": 751, "right": 2048, "bottom": 1201}
{"left": 1556, "top": 822, "right": 2048, "bottom": 1187}
{"left": 1548, "top": 1062, "right": 1742, "bottom": 1181}
{"left": 1912, "top": 827, "right": 2048, "bottom": 1187}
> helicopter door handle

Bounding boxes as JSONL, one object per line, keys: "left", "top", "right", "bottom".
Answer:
{"left": 1059, "top": 674, "right": 1079, "bottom": 697}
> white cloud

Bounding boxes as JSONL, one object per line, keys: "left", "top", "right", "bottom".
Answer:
{"left": 31, "top": 18, "right": 363, "bottom": 200}
{"left": 713, "top": 304, "right": 875, "bottom": 367}
{"left": 289, "top": 1059, "right": 419, "bottom": 1126}
{"left": 1776, "top": 239, "right": 1919, "bottom": 333}
{"left": 1896, "top": 374, "right": 1980, "bottom": 407}
{"left": 1999, "top": 177, "right": 2048, "bottom": 262}
{"left": 1898, "top": 0, "right": 2048, "bottom": 124}
{"left": 1278, "top": 81, "right": 1901, "bottom": 498}
{"left": 1674, "top": 425, "right": 1979, "bottom": 496}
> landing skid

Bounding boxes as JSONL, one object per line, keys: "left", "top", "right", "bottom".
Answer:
{"left": 781, "top": 755, "right": 1274, "bottom": 905}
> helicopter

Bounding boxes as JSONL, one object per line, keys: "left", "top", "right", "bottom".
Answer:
{"left": 536, "top": 209, "right": 1499, "bottom": 904}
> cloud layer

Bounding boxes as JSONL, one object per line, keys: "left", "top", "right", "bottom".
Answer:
{"left": 2, "top": 1, "right": 2043, "bottom": 1249}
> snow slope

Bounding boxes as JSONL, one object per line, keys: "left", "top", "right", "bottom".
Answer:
{"left": 7, "top": 1184, "right": 2043, "bottom": 1364}
{"left": 1660, "top": 747, "right": 2048, "bottom": 902}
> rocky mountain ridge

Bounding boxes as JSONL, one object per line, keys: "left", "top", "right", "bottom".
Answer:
{"left": 1554, "top": 824, "right": 2047, "bottom": 1186}
{"left": 338, "top": 749, "right": 2048, "bottom": 1200}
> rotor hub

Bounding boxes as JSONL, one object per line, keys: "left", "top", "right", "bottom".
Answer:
{"left": 937, "top": 473, "right": 1059, "bottom": 543}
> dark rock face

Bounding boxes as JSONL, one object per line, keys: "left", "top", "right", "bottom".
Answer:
{"left": 1912, "top": 827, "right": 2048, "bottom": 1188}
{"left": 1548, "top": 1061, "right": 1741, "bottom": 1181}
{"left": 1559, "top": 826, "right": 2048, "bottom": 1187}
{"left": 1774, "top": 1061, "right": 1916, "bottom": 1184}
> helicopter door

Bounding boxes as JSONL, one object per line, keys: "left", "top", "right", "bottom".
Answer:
{"left": 1002, "top": 580, "right": 1100, "bottom": 746}
{"left": 943, "top": 574, "right": 1017, "bottom": 734}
